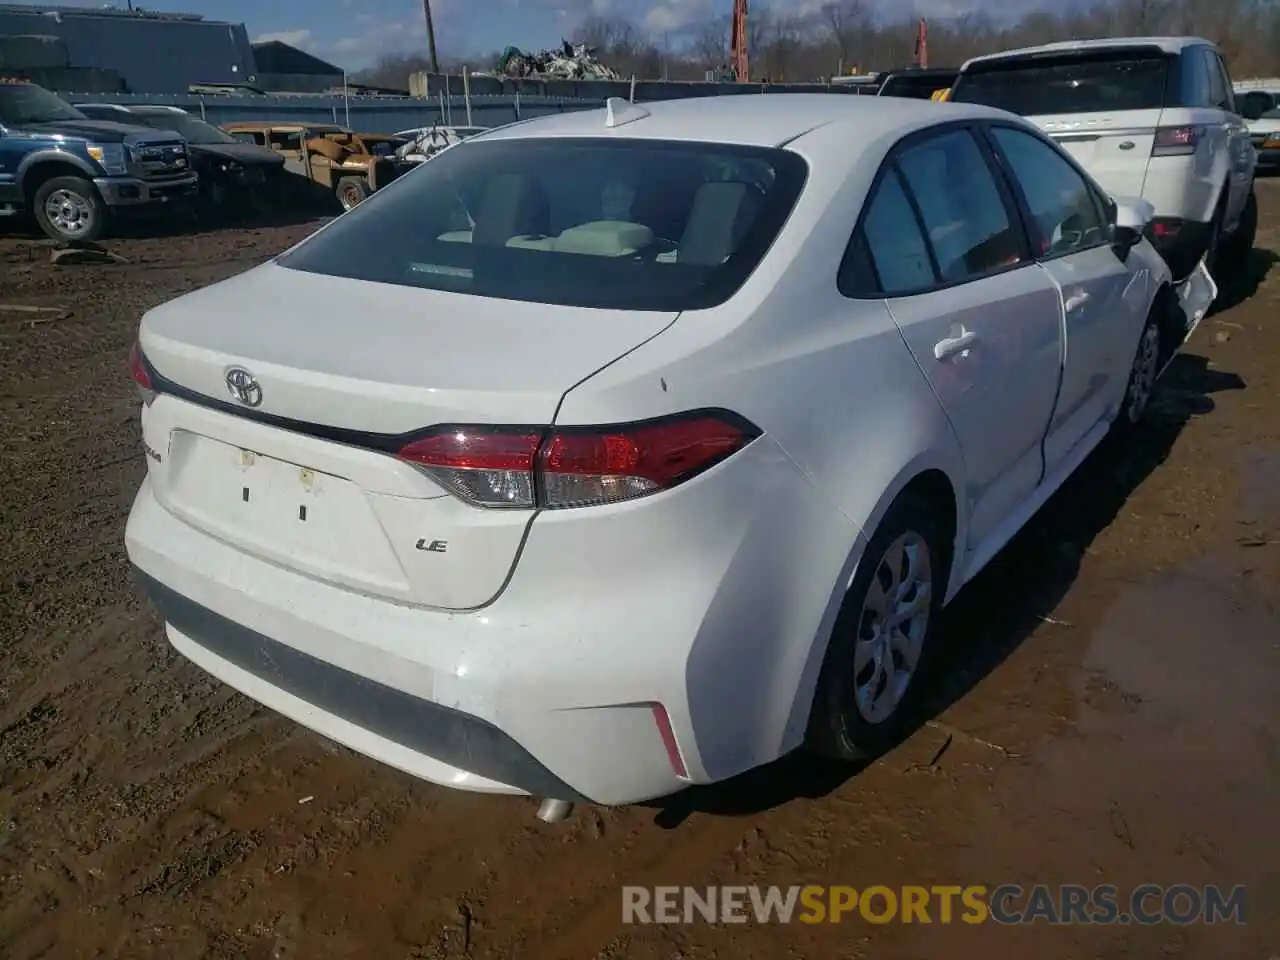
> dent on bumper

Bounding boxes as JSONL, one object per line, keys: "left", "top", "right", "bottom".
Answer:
{"left": 94, "top": 176, "right": 198, "bottom": 207}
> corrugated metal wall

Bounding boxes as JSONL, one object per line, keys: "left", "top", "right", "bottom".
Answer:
{"left": 67, "top": 82, "right": 865, "bottom": 135}
{"left": 69, "top": 91, "right": 596, "bottom": 132}
{"left": 0, "top": 9, "right": 256, "bottom": 93}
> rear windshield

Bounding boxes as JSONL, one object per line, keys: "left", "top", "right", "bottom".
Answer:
{"left": 951, "top": 51, "right": 1171, "bottom": 115}
{"left": 277, "top": 137, "right": 808, "bottom": 312}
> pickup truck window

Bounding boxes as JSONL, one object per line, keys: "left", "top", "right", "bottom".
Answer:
{"left": 0, "top": 83, "right": 86, "bottom": 125}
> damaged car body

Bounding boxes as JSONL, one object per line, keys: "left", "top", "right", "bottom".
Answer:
{"left": 221, "top": 121, "right": 419, "bottom": 211}
{"left": 124, "top": 95, "right": 1216, "bottom": 824}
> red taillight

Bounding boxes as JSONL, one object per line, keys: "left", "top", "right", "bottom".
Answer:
{"left": 129, "top": 341, "right": 156, "bottom": 406}
{"left": 1152, "top": 125, "right": 1203, "bottom": 156}
{"left": 399, "top": 427, "right": 542, "bottom": 508}
{"left": 398, "top": 411, "right": 758, "bottom": 510}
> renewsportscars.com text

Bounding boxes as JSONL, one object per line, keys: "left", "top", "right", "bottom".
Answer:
{"left": 622, "top": 884, "right": 1248, "bottom": 925}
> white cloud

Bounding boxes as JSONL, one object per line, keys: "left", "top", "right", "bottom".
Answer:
{"left": 637, "top": 0, "right": 717, "bottom": 35}
{"left": 254, "top": 29, "right": 315, "bottom": 47}
{"left": 328, "top": 17, "right": 427, "bottom": 59}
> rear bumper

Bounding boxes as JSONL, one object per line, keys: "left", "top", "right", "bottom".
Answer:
{"left": 137, "top": 571, "right": 588, "bottom": 801}
{"left": 125, "top": 432, "right": 859, "bottom": 805}
{"left": 95, "top": 175, "right": 198, "bottom": 209}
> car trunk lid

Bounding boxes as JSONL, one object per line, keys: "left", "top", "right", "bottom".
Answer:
{"left": 137, "top": 261, "right": 678, "bottom": 609}
{"left": 1033, "top": 108, "right": 1164, "bottom": 198}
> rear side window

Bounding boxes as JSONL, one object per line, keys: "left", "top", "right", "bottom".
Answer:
{"left": 1205, "top": 51, "right": 1235, "bottom": 112}
{"left": 952, "top": 51, "right": 1171, "bottom": 115}
{"left": 279, "top": 137, "right": 808, "bottom": 312}
{"left": 895, "top": 130, "right": 1023, "bottom": 283}
{"left": 1201, "top": 49, "right": 1230, "bottom": 111}
{"left": 860, "top": 170, "right": 935, "bottom": 294}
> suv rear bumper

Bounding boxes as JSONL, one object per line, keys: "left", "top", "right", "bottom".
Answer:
{"left": 95, "top": 175, "right": 198, "bottom": 208}
{"left": 1147, "top": 217, "right": 1212, "bottom": 280}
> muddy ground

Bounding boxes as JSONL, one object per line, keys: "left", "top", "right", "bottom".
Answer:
{"left": 0, "top": 196, "right": 1277, "bottom": 960}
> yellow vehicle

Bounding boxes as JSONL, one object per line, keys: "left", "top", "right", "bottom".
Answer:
{"left": 221, "top": 122, "right": 417, "bottom": 211}
{"left": 931, "top": 88, "right": 951, "bottom": 102}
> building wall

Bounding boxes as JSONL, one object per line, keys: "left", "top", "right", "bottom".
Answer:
{"left": 256, "top": 72, "right": 343, "bottom": 95}
{"left": 0, "top": 8, "right": 256, "bottom": 93}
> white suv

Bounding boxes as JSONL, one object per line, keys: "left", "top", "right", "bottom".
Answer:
{"left": 1235, "top": 82, "right": 1280, "bottom": 171}
{"left": 951, "top": 37, "right": 1257, "bottom": 281}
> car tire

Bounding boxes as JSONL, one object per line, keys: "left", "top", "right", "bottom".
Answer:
{"left": 336, "top": 176, "right": 372, "bottom": 212}
{"left": 1202, "top": 201, "right": 1225, "bottom": 280}
{"left": 32, "top": 176, "right": 106, "bottom": 243}
{"left": 1218, "top": 187, "right": 1257, "bottom": 276}
{"left": 1111, "top": 303, "right": 1164, "bottom": 437}
{"left": 806, "top": 490, "right": 949, "bottom": 761}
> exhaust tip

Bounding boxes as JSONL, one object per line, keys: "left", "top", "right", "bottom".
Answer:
{"left": 536, "top": 799, "right": 574, "bottom": 823}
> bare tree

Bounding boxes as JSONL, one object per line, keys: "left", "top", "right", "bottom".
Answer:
{"left": 758, "top": 13, "right": 808, "bottom": 81}
{"left": 367, "top": 3, "right": 1280, "bottom": 86}
{"left": 824, "top": 0, "right": 871, "bottom": 73}
{"left": 689, "top": 15, "right": 731, "bottom": 72}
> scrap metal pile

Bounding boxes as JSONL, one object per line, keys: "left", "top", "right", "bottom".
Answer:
{"left": 496, "top": 41, "right": 620, "bottom": 80}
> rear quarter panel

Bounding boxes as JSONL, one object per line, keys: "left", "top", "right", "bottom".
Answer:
{"left": 553, "top": 121, "right": 969, "bottom": 761}
{"left": 1144, "top": 106, "right": 1238, "bottom": 224}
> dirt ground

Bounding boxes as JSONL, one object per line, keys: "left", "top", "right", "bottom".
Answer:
{"left": 1, "top": 195, "right": 1277, "bottom": 960}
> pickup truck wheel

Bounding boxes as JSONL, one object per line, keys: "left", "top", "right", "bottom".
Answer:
{"left": 33, "top": 176, "right": 106, "bottom": 242}
{"left": 336, "top": 176, "right": 371, "bottom": 211}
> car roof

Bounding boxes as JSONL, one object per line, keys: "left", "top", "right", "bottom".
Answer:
{"left": 962, "top": 36, "right": 1214, "bottom": 70}
{"left": 475, "top": 93, "right": 1012, "bottom": 149}
{"left": 77, "top": 103, "right": 188, "bottom": 115}
{"left": 75, "top": 102, "right": 133, "bottom": 112}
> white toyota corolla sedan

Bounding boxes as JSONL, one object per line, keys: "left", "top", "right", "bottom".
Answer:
{"left": 125, "top": 94, "right": 1215, "bottom": 818}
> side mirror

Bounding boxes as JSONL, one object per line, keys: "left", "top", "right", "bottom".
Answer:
{"left": 1109, "top": 195, "right": 1154, "bottom": 260}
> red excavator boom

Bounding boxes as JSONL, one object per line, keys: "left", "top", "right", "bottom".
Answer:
{"left": 731, "top": 0, "right": 749, "bottom": 82}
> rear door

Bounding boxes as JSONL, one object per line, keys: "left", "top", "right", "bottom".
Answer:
{"left": 985, "top": 123, "right": 1143, "bottom": 469}
{"left": 858, "top": 125, "right": 1064, "bottom": 551}
{"left": 951, "top": 47, "right": 1174, "bottom": 199}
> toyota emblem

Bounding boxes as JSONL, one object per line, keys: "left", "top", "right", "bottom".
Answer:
{"left": 224, "top": 367, "right": 263, "bottom": 407}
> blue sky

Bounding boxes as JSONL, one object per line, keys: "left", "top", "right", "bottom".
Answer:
{"left": 6, "top": 0, "right": 1046, "bottom": 69}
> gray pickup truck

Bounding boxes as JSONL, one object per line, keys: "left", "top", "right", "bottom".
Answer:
{"left": 0, "top": 80, "right": 198, "bottom": 241}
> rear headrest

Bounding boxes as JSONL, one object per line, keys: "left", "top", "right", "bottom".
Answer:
{"left": 677, "top": 181, "right": 764, "bottom": 265}
{"left": 473, "top": 173, "right": 550, "bottom": 246}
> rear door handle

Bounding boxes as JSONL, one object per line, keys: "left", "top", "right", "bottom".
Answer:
{"left": 1064, "top": 291, "right": 1090, "bottom": 312}
{"left": 934, "top": 330, "right": 978, "bottom": 360}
